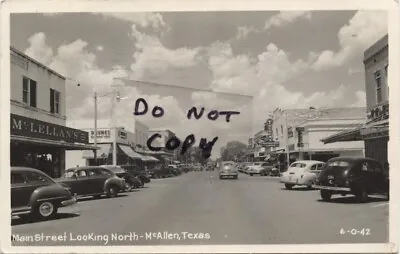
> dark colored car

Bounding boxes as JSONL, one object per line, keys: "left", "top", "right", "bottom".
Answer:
{"left": 11, "top": 167, "right": 76, "bottom": 220}
{"left": 270, "top": 167, "right": 281, "bottom": 177}
{"left": 119, "top": 165, "right": 151, "bottom": 184}
{"left": 56, "top": 166, "right": 126, "bottom": 199}
{"left": 100, "top": 165, "right": 143, "bottom": 191}
{"left": 259, "top": 162, "right": 274, "bottom": 176}
{"left": 313, "top": 157, "right": 389, "bottom": 202}
{"left": 149, "top": 165, "right": 171, "bottom": 178}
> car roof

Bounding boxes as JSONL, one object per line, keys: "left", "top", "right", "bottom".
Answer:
{"left": 11, "top": 166, "right": 45, "bottom": 174}
{"left": 66, "top": 166, "right": 106, "bottom": 171}
{"left": 291, "top": 160, "right": 325, "bottom": 165}
{"left": 327, "top": 156, "right": 380, "bottom": 163}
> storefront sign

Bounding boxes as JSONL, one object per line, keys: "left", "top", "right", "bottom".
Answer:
{"left": 90, "top": 129, "right": 111, "bottom": 138}
{"left": 11, "top": 114, "right": 89, "bottom": 144}
{"left": 264, "top": 118, "right": 274, "bottom": 141}
{"left": 119, "top": 130, "right": 127, "bottom": 139}
{"left": 367, "top": 103, "right": 389, "bottom": 123}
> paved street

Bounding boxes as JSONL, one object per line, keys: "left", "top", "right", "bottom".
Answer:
{"left": 12, "top": 171, "right": 389, "bottom": 246}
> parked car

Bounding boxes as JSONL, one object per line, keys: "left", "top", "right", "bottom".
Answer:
{"left": 280, "top": 160, "right": 325, "bottom": 189}
{"left": 11, "top": 167, "right": 76, "bottom": 220}
{"left": 119, "top": 165, "right": 151, "bottom": 184}
{"left": 168, "top": 165, "right": 182, "bottom": 176}
{"left": 149, "top": 165, "right": 171, "bottom": 178}
{"left": 56, "top": 166, "right": 126, "bottom": 199}
{"left": 219, "top": 161, "right": 239, "bottom": 179}
{"left": 313, "top": 157, "right": 389, "bottom": 202}
{"left": 100, "top": 165, "right": 143, "bottom": 190}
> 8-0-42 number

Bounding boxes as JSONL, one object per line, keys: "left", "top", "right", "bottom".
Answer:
{"left": 340, "top": 228, "right": 371, "bottom": 235}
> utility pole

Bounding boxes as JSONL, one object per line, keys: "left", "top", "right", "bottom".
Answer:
{"left": 285, "top": 111, "right": 290, "bottom": 169}
{"left": 94, "top": 92, "right": 98, "bottom": 165}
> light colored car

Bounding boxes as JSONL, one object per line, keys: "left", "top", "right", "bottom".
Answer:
{"left": 246, "top": 162, "right": 271, "bottom": 176}
{"left": 280, "top": 160, "right": 325, "bottom": 189}
{"left": 219, "top": 161, "right": 239, "bottom": 179}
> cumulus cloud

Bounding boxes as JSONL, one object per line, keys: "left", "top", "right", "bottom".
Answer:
{"left": 99, "top": 12, "right": 168, "bottom": 31}
{"left": 265, "top": 11, "right": 312, "bottom": 30}
{"left": 25, "top": 32, "right": 54, "bottom": 65}
{"left": 312, "top": 10, "right": 388, "bottom": 71}
{"left": 236, "top": 26, "right": 260, "bottom": 40}
{"left": 350, "top": 91, "right": 367, "bottom": 107}
{"left": 130, "top": 25, "right": 201, "bottom": 79}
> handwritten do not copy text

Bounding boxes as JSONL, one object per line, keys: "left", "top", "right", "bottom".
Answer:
{"left": 133, "top": 98, "right": 241, "bottom": 158}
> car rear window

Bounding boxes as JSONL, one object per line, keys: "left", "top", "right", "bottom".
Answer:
{"left": 290, "top": 163, "right": 307, "bottom": 168}
{"left": 24, "top": 172, "right": 53, "bottom": 183}
{"left": 11, "top": 173, "right": 26, "bottom": 184}
{"left": 327, "top": 161, "right": 350, "bottom": 168}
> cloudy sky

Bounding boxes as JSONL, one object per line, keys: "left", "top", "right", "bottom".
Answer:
{"left": 10, "top": 11, "right": 388, "bottom": 158}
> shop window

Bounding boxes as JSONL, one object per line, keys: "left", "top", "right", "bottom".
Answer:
{"left": 22, "top": 76, "right": 37, "bottom": 107}
{"left": 374, "top": 70, "right": 382, "bottom": 103}
{"left": 50, "top": 88, "right": 61, "bottom": 114}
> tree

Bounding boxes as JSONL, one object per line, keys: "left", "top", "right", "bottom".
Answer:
{"left": 220, "top": 141, "right": 248, "bottom": 161}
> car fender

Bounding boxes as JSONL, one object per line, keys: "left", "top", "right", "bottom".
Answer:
{"left": 104, "top": 177, "right": 124, "bottom": 192}
{"left": 303, "top": 172, "right": 317, "bottom": 183}
{"left": 29, "top": 184, "right": 70, "bottom": 208}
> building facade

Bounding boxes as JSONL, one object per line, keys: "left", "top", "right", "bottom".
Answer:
{"left": 147, "top": 128, "right": 176, "bottom": 162}
{"left": 10, "top": 47, "right": 94, "bottom": 178}
{"left": 66, "top": 119, "right": 157, "bottom": 168}
{"left": 271, "top": 107, "right": 366, "bottom": 168}
{"left": 322, "top": 35, "right": 389, "bottom": 167}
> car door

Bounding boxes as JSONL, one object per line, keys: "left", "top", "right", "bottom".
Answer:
{"left": 11, "top": 172, "right": 31, "bottom": 209}
{"left": 22, "top": 172, "right": 52, "bottom": 207}
{"left": 73, "top": 169, "right": 92, "bottom": 196}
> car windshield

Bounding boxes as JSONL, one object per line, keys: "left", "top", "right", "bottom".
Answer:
{"left": 254, "top": 162, "right": 262, "bottom": 166}
{"left": 327, "top": 160, "right": 350, "bottom": 168}
{"left": 222, "top": 162, "right": 234, "bottom": 167}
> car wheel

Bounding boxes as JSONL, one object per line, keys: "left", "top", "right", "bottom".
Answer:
{"left": 35, "top": 201, "right": 58, "bottom": 219}
{"left": 125, "top": 182, "right": 133, "bottom": 192}
{"left": 320, "top": 190, "right": 332, "bottom": 201}
{"left": 106, "top": 185, "right": 119, "bottom": 198}
{"left": 285, "top": 184, "right": 293, "bottom": 190}
{"left": 250, "top": 173, "right": 253, "bottom": 176}
{"left": 355, "top": 188, "right": 369, "bottom": 203}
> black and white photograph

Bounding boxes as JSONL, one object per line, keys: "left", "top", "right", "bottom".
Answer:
{"left": 0, "top": 0, "right": 399, "bottom": 253}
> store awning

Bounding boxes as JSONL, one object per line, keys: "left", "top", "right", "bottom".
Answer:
{"left": 119, "top": 145, "right": 145, "bottom": 160}
{"left": 141, "top": 155, "right": 159, "bottom": 162}
{"left": 321, "top": 126, "right": 364, "bottom": 144}
{"left": 11, "top": 135, "right": 98, "bottom": 150}
{"left": 82, "top": 144, "right": 111, "bottom": 159}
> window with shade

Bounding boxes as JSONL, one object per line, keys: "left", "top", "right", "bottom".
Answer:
{"left": 22, "top": 76, "right": 37, "bottom": 107}
{"left": 50, "top": 88, "right": 61, "bottom": 114}
{"left": 374, "top": 70, "right": 382, "bottom": 103}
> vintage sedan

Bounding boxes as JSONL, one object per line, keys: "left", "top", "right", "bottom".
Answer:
{"left": 247, "top": 162, "right": 271, "bottom": 176}
{"left": 280, "top": 160, "right": 325, "bottom": 189}
{"left": 11, "top": 167, "right": 76, "bottom": 220}
{"left": 56, "top": 166, "right": 126, "bottom": 199}
{"left": 219, "top": 161, "right": 239, "bottom": 179}
{"left": 100, "top": 165, "right": 143, "bottom": 191}
{"left": 313, "top": 157, "right": 389, "bottom": 202}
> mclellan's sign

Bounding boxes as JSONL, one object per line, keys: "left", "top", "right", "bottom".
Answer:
{"left": 11, "top": 114, "right": 89, "bottom": 144}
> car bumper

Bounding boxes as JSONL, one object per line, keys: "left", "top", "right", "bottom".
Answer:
{"left": 220, "top": 173, "right": 238, "bottom": 176}
{"left": 312, "top": 185, "right": 351, "bottom": 192}
{"left": 61, "top": 197, "right": 77, "bottom": 207}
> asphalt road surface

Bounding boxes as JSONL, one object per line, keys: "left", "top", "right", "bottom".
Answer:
{"left": 11, "top": 171, "right": 389, "bottom": 246}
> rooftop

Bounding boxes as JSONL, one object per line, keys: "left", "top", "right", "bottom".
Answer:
{"left": 363, "top": 34, "right": 388, "bottom": 61}
{"left": 10, "top": 46, "right": 66, "bottom": 80}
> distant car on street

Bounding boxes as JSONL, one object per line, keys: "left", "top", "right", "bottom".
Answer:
{"left": 246, "top": 162, "right": 271, "bottom": 176}
{"left": 313, "top": 157, "right": 389, "bottom": 202}
{"left": 219, "top": 161, "right": 239, "bottom": 180}
{"left": 280, "top": 160, "right": 325, "bottom": 189}
{"left": 11, "top": 167, "right": 76, "bottom": 220}
{"left": 56, "top": 166, "right": 126, "bottom": 199}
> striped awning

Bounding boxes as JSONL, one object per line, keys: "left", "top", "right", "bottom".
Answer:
{"left": 119, "top": 145, "right": 145, "bottom": 160}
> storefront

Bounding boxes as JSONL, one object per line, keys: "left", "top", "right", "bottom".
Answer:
{"left": 10, "top": 113, "right": 96, "bottom": 178}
